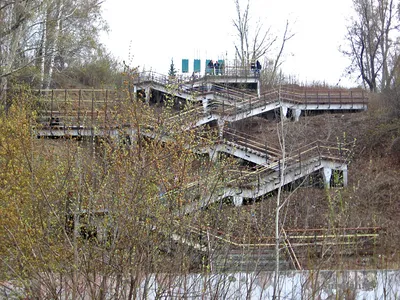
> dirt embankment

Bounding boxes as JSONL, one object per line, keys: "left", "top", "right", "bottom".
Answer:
{"left": 211, "top": 96, "right": 400, "bottom": 268}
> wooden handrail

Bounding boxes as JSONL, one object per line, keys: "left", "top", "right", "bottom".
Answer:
{"left": 282, "top": 228, "right": 302, "bottom": 270}
{"left": 175, "top": 218, "right": 383, "bottom": 250}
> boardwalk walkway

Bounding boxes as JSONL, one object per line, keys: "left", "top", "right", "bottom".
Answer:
{"left": 33, "top": 74, "right": 366, "bottom": 210}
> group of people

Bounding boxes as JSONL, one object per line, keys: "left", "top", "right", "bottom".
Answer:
{"left": 207, "top": 59, "right": 262, "bottom": 77}
{"left": 207, "top": 60, "right": 223, "bottom": 75}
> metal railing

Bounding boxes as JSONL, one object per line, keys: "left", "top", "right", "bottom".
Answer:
{"left": 223, "top": 127, "right": 282, "bottom": 160}
{"left": 174, "top": 218, "right": 383, "bottom": 251}
{"left": 222, "top": 139, "right": 353, "bottom": 187}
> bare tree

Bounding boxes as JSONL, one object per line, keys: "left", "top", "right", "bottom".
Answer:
{"left": 233, "top": 0, "right": 277, "bottom": 67}
{"left": 267, "top": 20, "right": 295, "bottom": 86}
{"left": 0, "top": 0, "right": 41, "bottom": 103}
{"left": 0, "top": 0, "right": 106, "bottom": 103}
{"left": 232, "top": 0, "right": 294, "bottom": 86}
{"left": 342, "top": 0, "right": 400, "bottom": 92}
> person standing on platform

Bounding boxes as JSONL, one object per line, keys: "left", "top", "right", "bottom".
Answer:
{"left": 214, "top": 60, "right": 220, "bottom": 75}
{"left": 208, "top": 60, "right": 214, "bottom": 75}
{"left": 256, "top": 60, "right": 262, "bottom": 77}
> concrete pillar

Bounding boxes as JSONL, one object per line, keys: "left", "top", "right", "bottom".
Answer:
{"left": 281, "top": 106, "right": 288, "bottom": 119}
{"left": 323, "top": 167, "right": 332, "bottom": 188}
{"left": 233, "top": 195, "right": 243, "bottom": 206}
{"left": 342, "top": 169, "right": 348, "bottom": 187}
{"left": 207, "top": 83, "right": 212, "bottom": 92}
{"left": 145, "top": 87, "right": 151, "bottom": 104}
{"left": 293, "top": 108, "right": 302, "bottom": 122}
{"left": 217, "top": 118, "right": 225, "bottom": 139}
{"left": 257, "top": 79, "right": 261, "bottom": 98}
{"left": 133, "top": 85, "right": 137, "bottom": 101}
{"left": 202, "top": 98, "right": 209, "bottom": 113}
{"left": 209, "top": 148, "right": 218, "bottom": 162}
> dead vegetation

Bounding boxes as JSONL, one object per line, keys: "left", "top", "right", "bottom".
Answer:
{"left": 208, "top": 92, "right": 400, "bottom": 269}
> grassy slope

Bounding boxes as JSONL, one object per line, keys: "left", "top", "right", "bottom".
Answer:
{"left": 205, "top": 93, "right": 400, "bottom": 269}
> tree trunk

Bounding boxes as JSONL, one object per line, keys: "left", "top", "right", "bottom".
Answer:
{"left": 39, "top": 12, "right": 47, "bottom": 89}
{"left": 45, "top": 0, "right": 63, "bottom": 90}
{"left": 273, "top": 103, "right": 286, "bottom": 299}
{"left": 1, "top": 2, "right": 25, "bottom": 108}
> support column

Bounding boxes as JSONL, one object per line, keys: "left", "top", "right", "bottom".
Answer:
{"left": 209, "top": 148, "right": 218, "bottom": 162}
{"left": 217, "top": 118, "right": 225, "bottom": 139}
{"left": 145, "top": 86, "right": 151, "bottom": 104}
{"left": 133, "top": 85, "right": 137, "bottom": 101}
{"left": 323, "top": 167, "right": 332, "bottom": 188}
{"left": 233, "top": 195, "right": 243, "bottom": 207}
{"left": 293, "top": 108, "right": 302, "bottom": 122}
{"left": 342, "top": 169, "right": 348, "bottom": 187}
{"left": 257, "top": 79, "right": 261, "bottom": 98}
{"left": 281, "top": 106, "right": 288, "bottom": 120}
{"left": 207, "top": 83, "right": 212, "bottom": 92}
{"left": 202, "top": 98, "right": 209, "bottom": 113}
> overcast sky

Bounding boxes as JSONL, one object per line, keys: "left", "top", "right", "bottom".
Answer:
{"left": 101, "top": 0, "right": 357, "bottom": 87}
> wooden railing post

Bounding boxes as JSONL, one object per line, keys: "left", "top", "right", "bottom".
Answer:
{"left": 298, "top": 150, "right": 301, "bottom": 173}
{"left": 328, "top": 91, "right": 330, "bottom": 108}
{"left": 362, "top": 90, "right": 365, "bottom": 106}
{"left": 78, "top": 90, "right": 81, "bottom": 130}
{"left": 304, "top": 90, "right": 307, "bottom": 106}
{"left": 64, "top": 89, "right": 67, "bottom": 131}
{"left": 50, "top": 89, "right": 54, "bottom": 127}
{"left": 249, "top": 95, "right": 252, "bottom": 112}
{"left": 105, "top": 89, "right": 108, "bottom": 129}
{"left": 351, "top": 90, "right": 353, "bottom": 107}
{"left": 91, "top": 88, "right": 94, "bottom": 136}
{"left": 278, "top": 160, "right": 281, "bottom": 179}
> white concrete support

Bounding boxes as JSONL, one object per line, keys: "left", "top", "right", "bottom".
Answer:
{"left": 209, "top": 148, "right": 218, "bottom": 162}
{"left": 217, "top": 119, "right": 225, "bottom": 139}
{"left": 323, "top": 167, "right": 332, "bottom": 188}
{"left": 202, "top": 98, "right": 209, "bottom": 113}
{"left": 293, "top": 108, "right": 302, "bottom": 122}
{"left": 145, "top": 87, "right": 151, "bottom": 104}
{"left": 257, "top": 80, "right": 261, "bottom": 98}
{"left": 281, "top": 105, "right": 288, "bottom": 119}
{"left": 342, "top": 169, "right": 348, "bottom": 187}
{"left": 207, "top": 83, "right": 213, "bottom": 92}
{"left": 133, "top": 85, "right": 137, "bottom": 101}
{"left": 233, "top": 195, "right": 243, "bottom": 206}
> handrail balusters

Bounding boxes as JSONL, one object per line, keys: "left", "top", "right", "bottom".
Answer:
{"left": 351, "top": 90, "right": 353, "bottom": 108}
{"left": 362, "top": 90, "right": 365, "bottom": 107}
{"left": 64, "top": 89, "right": 67, "bottom": 132}
{"left": 304, "top": 90, "right": 307, "bottom": 107}
{"left": 104, "top": 89, "right": 108, "bottom": 129}
{"left": 328, "top": 91, "right": 330, "bottom": 108}
{"left": 78, "top": 89, "right": 81, "bottom": 133}
{"left": 50, "top": 89, "right": 54, "bottom": 130}
{"left": 91, "top": 88, "right": 94, "bottom": 136}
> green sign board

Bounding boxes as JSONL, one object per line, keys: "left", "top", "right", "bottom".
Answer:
{"left": 182, "top": 59, "right": 189, "bottom": 73}
{"left": 194, "top": 59, "right": 201, "bottom": 72}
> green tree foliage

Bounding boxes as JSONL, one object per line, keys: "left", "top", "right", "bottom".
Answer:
{"left": 57, "top": 47, "right": 122, "bottom": 88}
{"left": 168, "top": 58, "right": 177, "bottom": 78}
{"left": 0, "top": 81, "right": 233, "bottom": 297}
{"left": 0, "top": 0, "right": 107, "bottom": 103}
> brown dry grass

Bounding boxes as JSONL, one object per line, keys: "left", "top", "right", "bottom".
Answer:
{"left": 209, "top": 92, "right": 400, "bottom": 269}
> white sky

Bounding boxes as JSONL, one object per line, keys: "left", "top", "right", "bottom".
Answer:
{"left": 100, "top": 0, "right": 357, "bottom": 87}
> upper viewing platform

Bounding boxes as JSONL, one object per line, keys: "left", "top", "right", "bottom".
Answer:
{"left": 133, "top": 59, "right": 266, "bottom": 87}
